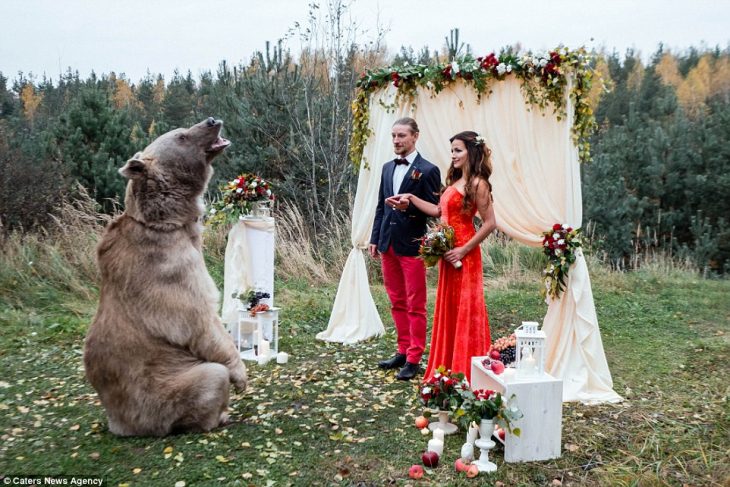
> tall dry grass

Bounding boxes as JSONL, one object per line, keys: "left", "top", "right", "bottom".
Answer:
{"left": 0, "top": 187, "right": 110, "bottom": 316}
{"left": 1, "top": 188, "right": 710, "bottom": 320}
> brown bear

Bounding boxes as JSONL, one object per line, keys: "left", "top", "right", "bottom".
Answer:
{"left": 84, "top": 117, "right": 247, "bottom": 437}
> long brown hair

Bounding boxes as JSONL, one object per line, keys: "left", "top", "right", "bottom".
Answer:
{"left": 445, "top": 131, "right": 493, "bottom": 211}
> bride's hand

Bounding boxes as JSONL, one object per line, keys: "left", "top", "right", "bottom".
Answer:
{"left": 445, "top": 247, "right": 467, "bottom": 264}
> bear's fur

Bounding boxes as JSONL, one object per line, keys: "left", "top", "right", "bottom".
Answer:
{"left": 84, "top": 118, "right": 247, "bottom": 437}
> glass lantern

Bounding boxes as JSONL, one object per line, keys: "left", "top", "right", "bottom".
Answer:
{"left": 233, "top": 307, "right": 258, "bottom": 361}
{"left": 254, "top": 307, "right": 280, "bottom": 363}
{"left": 514, "top": 321, "right": 546, "bottom": 377}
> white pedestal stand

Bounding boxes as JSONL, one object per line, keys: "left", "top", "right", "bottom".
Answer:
{"left": 473, "top": 437, "right": 497, "bottom": 473}
{"left": 221, "top": 217, "right": 277, "bottom": 360}
{"left": 471, "top": 357, "right": 563, "bottom": 463}
{"left": 427, "top": 410, "right": 458, "bottom": 435}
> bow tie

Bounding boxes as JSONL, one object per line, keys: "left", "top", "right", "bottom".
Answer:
{"left": 394, "top": 158, "right": 409, "bottom": 166}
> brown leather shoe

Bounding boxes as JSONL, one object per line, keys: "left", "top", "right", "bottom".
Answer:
{"left": 378, "top": 353, "right": 407, "bottom": 370}
{"left": 396, "top": 362, "right": 421, "bottom": 380}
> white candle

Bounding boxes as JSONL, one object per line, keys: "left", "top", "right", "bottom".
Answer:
{"left": 427, "top": 439, "right": 444, "bottom": 457}
{"left": 276, "top": 351, "right": 289, "bottom": 364}
{"left": 259, "top": 339, "right": 270, "bottom": 357}
{"left": 433, "top": 428, "right": 445, "bottom": 442}
{"left": 524, "top": 355, "right": 537, "bottom": 371}
{"left": 467, "top": 425, "right": 479, "bottom": 444}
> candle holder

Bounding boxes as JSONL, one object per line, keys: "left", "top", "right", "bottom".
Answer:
{"left": 232, "top": 307, "right": 258, "bottom": 361}
{"left": 428, "top": 409, "right": 458, "bottom": 435}
{"left": 254, "top": 307, "right": 280, "bottom": 363}
{"left": 472, "top": 437, "right": 498, "bottom": 473}
{"left": 515, "top": 321, "right": 546, "bottom": 378}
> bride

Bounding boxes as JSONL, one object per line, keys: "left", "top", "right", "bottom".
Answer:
{"left": 387, "top": 131, "right": 496, "bottom": 381}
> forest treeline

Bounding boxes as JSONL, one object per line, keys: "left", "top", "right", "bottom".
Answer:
{"left": 1, "top": 33, "right": 729, "bottom": 272}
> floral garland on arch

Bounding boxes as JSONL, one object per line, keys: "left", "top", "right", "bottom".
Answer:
{"left": 541, "top": 224, "right": 583, "bottom": 299}
{"left": 350, "top": 46, "right": 601, "bottom": 168}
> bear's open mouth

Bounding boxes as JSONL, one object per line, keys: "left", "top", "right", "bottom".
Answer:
{"left": 206, "top": 136, "right": 231, "bottom": 154}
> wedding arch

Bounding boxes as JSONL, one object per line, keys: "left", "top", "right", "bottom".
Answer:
{"left": 316, "top": 48, "right": 622, "bottom": 404}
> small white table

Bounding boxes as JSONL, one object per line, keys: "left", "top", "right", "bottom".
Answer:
{"left": 471, "top": 357, "right": 563, "bottom": 463}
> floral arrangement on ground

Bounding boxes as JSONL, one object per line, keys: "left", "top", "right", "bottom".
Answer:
{"left": 350, "top": 46, "right": 601, "bottom": 168}
{"left": 208, "top": 173, "right": 275, "bottom": 226}
{"left": 419, "top": 366, "right": 469, "bottom": 412}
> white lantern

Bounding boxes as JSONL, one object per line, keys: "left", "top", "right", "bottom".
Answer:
{"left": 232, "top": 307, "right": 258, "bottom": 361}
{"left": 514, "top": 321, "right": 546, "bottom": 376}
{"left": 254, "top": 307, "right": 280, "bottom": 363}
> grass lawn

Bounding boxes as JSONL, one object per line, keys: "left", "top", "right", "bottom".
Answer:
{"left": 0, "top": 269, "right": 728, "bottom": 486}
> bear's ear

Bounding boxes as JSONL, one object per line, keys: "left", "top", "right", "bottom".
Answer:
{"left": 119, "top": 153, "right": 146, "bottom": 179}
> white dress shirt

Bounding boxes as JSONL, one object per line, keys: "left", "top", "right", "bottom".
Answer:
{"left": 392, "top": 151, "right": 417, "bottom": 195}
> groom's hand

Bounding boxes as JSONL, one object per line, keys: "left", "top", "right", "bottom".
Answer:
{"left": 368, "top": 244, "right": 380, "bottom": 259}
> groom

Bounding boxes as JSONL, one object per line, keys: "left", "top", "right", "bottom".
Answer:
{"left": 369, "top": 117, "right": 441, "bottom": 380}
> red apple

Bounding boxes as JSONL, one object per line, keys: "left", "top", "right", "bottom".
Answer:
{"left": 408, "top": 464, "right": 424, "bottom": 479}
{"left": 489, "top": 349, "right": 501, "bottom": 360}
{"left": 421, "top": 450, "right": 439, "bottom": 468}
{"left": 490, "top": 360, "right": 505, "bottom": 374}
{"left": 415, "top": 415, "right": 429, "bottom": 429}
{"left": 466, "top": 464, "right": 479, "bottom": 478}
{"left": 454, "top": 458, "right": 469, "bottom": 472}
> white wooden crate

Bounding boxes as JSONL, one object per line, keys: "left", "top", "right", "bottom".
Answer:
{"left": 471, "top": 357, "right": 563, "bottom": 462}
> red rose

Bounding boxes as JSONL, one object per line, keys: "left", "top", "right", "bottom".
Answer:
{"left": 553, "top": 223, "right": 562, "bottom": 231}
{"left": 442, "top": 64, "right": 452, "bottom": 79}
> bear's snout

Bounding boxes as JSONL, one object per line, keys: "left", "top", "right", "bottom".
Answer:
{"left": 206, "top": 117, "right": 217, "bottom": 127}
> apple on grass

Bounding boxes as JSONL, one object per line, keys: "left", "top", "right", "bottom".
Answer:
{"left": 415, "top": 415, "right": 429, "bottom": 429}
{"left": 421, "top": 450, "right": 439, "bottom": 468}
{"left": 408, "top": 464, "right": 424, "bottom": 479}
{"left": 454, "top": 458, "right": 469, "bottom": 472}
{"left": 466, "top": 464, "right": 479, "bottom": 478}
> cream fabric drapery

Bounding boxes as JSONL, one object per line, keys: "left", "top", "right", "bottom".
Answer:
{"left": 319, "top": 79, "right": 621, "bottom": 404}
{"left": 221, "top": 218, "right": 276, "bottom": 329}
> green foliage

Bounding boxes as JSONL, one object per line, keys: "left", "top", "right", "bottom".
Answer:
{"left": 584, "top": 48, "right": 730, "bottom": 272}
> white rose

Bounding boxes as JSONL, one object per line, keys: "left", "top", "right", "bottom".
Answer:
{"left": 496, "top": 63, "right": 507, "bottom": 75}
{"left": 562, "top": 224, "right": 568, "bottom": 229}
{"left": 553, "top": 233, "right": 560, "bottom": 240}
{"left": 251, "top": 182, "right": 257, "bottom": 188}
{"left": 422, "top": 387, "right": 431, "bottom": 395}
{"left": 557, "top": 239, "right": 565, "bottom": 245}
{"left": 266, "top": 189, "right": 272, "bottom": 196}
{"left": 236, "top": 188, "right": 243, "bottom": 193}
{"left": 538, "top": 58, "right": 548, "bottom": 67}
{"left": 506, "top": 65, "right": 513, "bottom": 73}
{"left": 452, "top": 61, "right": 460, "bottom": 73}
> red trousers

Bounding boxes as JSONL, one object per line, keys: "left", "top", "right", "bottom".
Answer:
{"left": 381, "top": 246, "right": 427, "bottom": 364}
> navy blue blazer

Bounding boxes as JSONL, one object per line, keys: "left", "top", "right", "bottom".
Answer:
{"left": 370, "top": 154, "right": 441, "bottom": 256}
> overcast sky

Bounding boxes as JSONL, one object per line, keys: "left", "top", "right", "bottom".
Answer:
{"left": 2, "top": 0, "right": 728, "bottom": 83}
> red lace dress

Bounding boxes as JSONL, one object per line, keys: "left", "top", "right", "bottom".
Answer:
{"left": 424, "top": 186, "right": 491, "bottom": 382}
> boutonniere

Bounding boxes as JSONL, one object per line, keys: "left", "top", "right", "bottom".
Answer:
{"left": 410, "top": 170, "right": 422, "bottom": 181}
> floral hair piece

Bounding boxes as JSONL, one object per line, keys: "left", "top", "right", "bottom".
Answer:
{"left": 474, "top": 134, "right": 485, "bottom": 146}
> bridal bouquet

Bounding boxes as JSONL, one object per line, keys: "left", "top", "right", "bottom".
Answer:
{"left": 208, "top": 173, "right": 275, "bottom": 226}
{"left": 418, "top": 222, "right": 462, "bottom": 269}
{"left": 541, "top": 224, "right": 582, "bottom": 299}
{"left": 419, "top": 366, "right": 469, "bottom": 412}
